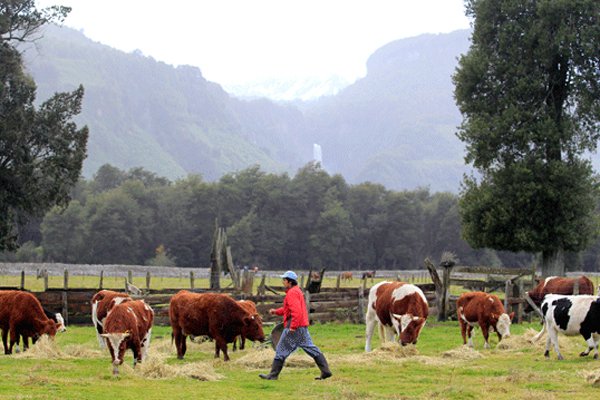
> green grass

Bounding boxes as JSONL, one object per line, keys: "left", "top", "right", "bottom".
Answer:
{"left": 1, "top": 321, "right": 599, "bottom": 399}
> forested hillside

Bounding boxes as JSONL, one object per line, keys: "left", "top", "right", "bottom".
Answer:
{"left": 23, "top": 25, "right": 472, "bottom": 192}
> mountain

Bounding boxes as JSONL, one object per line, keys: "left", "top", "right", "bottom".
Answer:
{"left": 303, "top": 30, "right": 472, "bottom": 191}
{"left": 22, "top": 25, "right": 474, "bottom": 191}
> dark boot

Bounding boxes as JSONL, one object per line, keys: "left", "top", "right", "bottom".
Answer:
{"left": 313, "top": 354, "right": 332, "bottom": 380}
{"left": 259, "top": 358, "right": 284, "bottom": 380}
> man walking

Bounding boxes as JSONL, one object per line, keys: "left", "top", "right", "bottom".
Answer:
{"left": 259, "top": 270, "right": 332, "bottom": 380}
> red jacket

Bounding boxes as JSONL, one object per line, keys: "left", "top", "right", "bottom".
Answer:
{"left": 274, "top": 285, "right": 309, "bottom": 329}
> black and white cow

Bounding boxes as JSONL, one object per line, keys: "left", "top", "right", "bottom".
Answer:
{"left": 540, "top": 294, "right": 600, "bottom": 360}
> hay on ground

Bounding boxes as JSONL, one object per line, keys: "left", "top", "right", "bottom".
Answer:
{"left": 13, "top": 335, "right": 65, "bottom": 359}
{"left": 125, "top": 356, "right": 223, "bottom": 381}
{"left": 234, "top": 348, "right": 314, "bottom": 369}
{"left": 441, "top": 345, "right": 482, "bottom": 360}
{"left": 583, "top": 369, "right": 600, "bottom": 387}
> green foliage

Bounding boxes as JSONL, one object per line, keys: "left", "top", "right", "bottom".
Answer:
{"left": 0, "top": 2, "right": 87, "bottom": 251}
{"left": 454, "top": 0, "right": 600, "bottom": 275}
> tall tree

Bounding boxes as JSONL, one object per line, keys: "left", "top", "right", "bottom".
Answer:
{"left": 0, "top": 1, "right": 87, "bottom": 250}
{"left": 454, "top": 0, "right": 600, "bottom": 276}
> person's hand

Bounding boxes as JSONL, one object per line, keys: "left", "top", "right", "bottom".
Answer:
{"left": 268, "top": 309, "right": 276, "bottom": 315}
{"left": 289, "top": 327, "right": 296, "bottom": 333}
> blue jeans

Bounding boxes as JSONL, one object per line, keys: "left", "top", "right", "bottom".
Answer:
{"left": 274, "top": 327, "right": 322, "bottom": 361}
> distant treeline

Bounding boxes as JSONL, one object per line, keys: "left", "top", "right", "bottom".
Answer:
{"left": 3, "top": 163, "right": 599, "bottom": 271}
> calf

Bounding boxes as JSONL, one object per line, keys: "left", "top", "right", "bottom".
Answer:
{"left": 365, "top": 281, "right": 428, "bottom": 352}
{"left": 0, "top": 291, "right": 58, "bottom": 354}
{"left": 457, "top": 291, "right": 514, "bottom": 349}
{"left": 169, "top": 291, "right": 265, "bottom": 361}
{"left": 540, "top": 294, "right": 600, "bottom": 360}
{"left": 101, "top": 299, "right": 154, "bottom": 375}
{"left": 341, "top": 272, "right": 353, "bottom": 281}
{"left": 91, "top": 290, "right": 131, "bottom": 348}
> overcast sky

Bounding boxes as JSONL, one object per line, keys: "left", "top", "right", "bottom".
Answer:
{"left": 36, "top": 0, "right": 471, "bottom": 86}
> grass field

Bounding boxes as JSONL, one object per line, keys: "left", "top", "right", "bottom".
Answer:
{"left": 1, "top": 320, "right": 600, "bottom": 399}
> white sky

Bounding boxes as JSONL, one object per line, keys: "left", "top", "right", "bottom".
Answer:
{"left": 36, "top": 0, "right": 471, "bottom": 86}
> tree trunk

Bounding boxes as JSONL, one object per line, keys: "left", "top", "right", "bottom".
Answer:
{"left": 541, "top": 248, "right": 565, "bottom": 277}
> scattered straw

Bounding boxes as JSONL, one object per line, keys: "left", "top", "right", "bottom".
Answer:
{"left": 234, "top": 348, "right": 314, "bottom": 369}
{"left": 14, "top": 336, "right": 65, "bottom": 359}
{"left": 123, "top": 356, "right": 223, "bottom": 381}
{"left": 441, "top": 346, "right": 482, "bottom": 360}
{"left": 583, "top": 369, "right": 600, "bottom": 387}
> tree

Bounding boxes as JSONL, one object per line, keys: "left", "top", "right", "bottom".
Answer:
{"left": 454, "top": 0, "right": 600, "bottom": 276}
{"left": 0, "top": 1, "right": 87, "bottom": 250}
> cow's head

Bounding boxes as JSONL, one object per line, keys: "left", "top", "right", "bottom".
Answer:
{"left": 55, "top": 313, "right": 67, "bottom": 332}
{"left": 493, "top": 312, "right": 514, "bottom": 339}
{"left": 31, "top": 319, "right": 58, "bottom": 343}
{"left": 101, "top": 331, "right": 130, "bottom": 374}
{"left": 242, "top": 314, "right": 265, "bottom": 343}
{"left": 392, "top": 313, "right": 426, "bottom": 346}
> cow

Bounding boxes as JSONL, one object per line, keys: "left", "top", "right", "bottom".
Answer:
{"left": 101, "top": 299, "right": 154, "bottom": 375}
{"left": 91, "top": 290, "right": 131, "bottom": 348}
{"left": 526, "top": 276, "right": 594, "bottom": 312}
{"left": 0, "top": 291, "right": 58, "bottom": 354}
{"left": 540, "top": 294, "right": 600, "bottom": 360}
{"left": 169, "top": 291, "right": 265, "bottom": 361}
{"left": 341, "top": 272, "right": 353, "bottom": 281}
{"left": 365, "top": 281, "right": 428, "bottom": 352}
{"left": 456, "top": 291, "right": 514, "bottom": 349}
{"left": 362, "top": 271, "right": 376, "bottom": 280}
{"left": 233, "top": 300, "right": 261, "bottom": 351}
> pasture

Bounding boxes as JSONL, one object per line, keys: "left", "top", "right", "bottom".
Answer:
{"left": 1, "top": 321, "right": 600, "bottom": 399}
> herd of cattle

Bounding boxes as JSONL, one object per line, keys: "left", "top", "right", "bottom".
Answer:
{"left": 0, "top": 275, "right": 600, "bottom": 376}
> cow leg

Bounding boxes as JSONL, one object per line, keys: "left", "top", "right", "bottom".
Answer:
{"left": 9, "top": 328, "right": 18, "bottom": 354}
{"left": 214, "top": 338, "right": 229, "bottom": 361}
{"left": 1, "top": 329, "right": 9, "bottom": 354}
{"left": 132, "top": 341, "right": 142, "bottom": 367}
{"left": 546, "top": 327, "right": 563, "bottom": 360}
{"left": 364, "top": 311, "right": 377, "bottom": 352}
{"left": 466, "top": 325, "right": 474, "bottom": 347}
{"left": 240, "top": 335, "right": 246, "bottom": 351}
{"left": 232, "top": 336, "right": 238, "bottom": 352}
{"left": 459, "top": 319, "right": 467, "bottom": 345}
{"left": 173, "top": 328, "right": 186, "bottom": 359}
{"left": 481, "top": 323, "right": 490, "bottom": 349}
{"left": 22, "top": 335, "right": 30, "bottom": 351}
{"left": 580, "top": 334, "right": 598, "bottom": 358}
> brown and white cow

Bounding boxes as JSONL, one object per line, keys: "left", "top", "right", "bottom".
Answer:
{"left": 365, "top": 281, "right": 428, "bottom": 352}
{"left": 457, "top": 291, "right": 514, "bottom": 349}
{"left": 169, "top": 291, "right": 265, "bottom": 361}
{"left": 0, "top": 291, "right": 58, "bottom": 354}
{"left": 526, "top": 276, "right": 594, "bottom": 312}
{"left": 233, "top": 300, "right": 261, "bottom": 351}
{"left": 91, "top": 290, "right": 131, "bottom": 348}
{"left": 101, "top": 299, "right": 154, "bottom": 375}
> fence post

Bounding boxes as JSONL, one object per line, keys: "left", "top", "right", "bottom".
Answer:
{"left": 128, "top": 270, "right": 133, "bottom": 284}
{"left": 44, "top": 273, "right": 48, "bottom": 291}
{"left": 190, "top": 271, "right": 195, "bottom": 290}
{"left": 357, "top": 287, "right": 365, "bottom": 323}
{"left": 504, "top": 279, "right": 511, "bottom": 311}
{"left": 517, "top": 279, "right": 524, "bottom": 323}
{"left": 62, "top": 291, "right": 69, "bottom": 326}
{"left": 99, "top": 270, "right": 104, "bottom": 290}
{"left": 20, "top": 270, "right": 25, "bottom": 290}
{"left": 305, "top": 290, "right": 311, "bottom": 322}
{"left": 574, "top": 279, "right": 580, "bottom": 295}
{"left": 146, "top": 271, "right": 151, "bottom": 291}
{"left": 336, "top": 274, "right": 341, "bottom": 290}
{"left": 63, "top": 269, "right": 69, "bottom": 290}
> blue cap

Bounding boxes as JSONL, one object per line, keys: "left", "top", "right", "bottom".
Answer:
{"left": 280, "top": 271, "right": 298, "bottom": 281}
